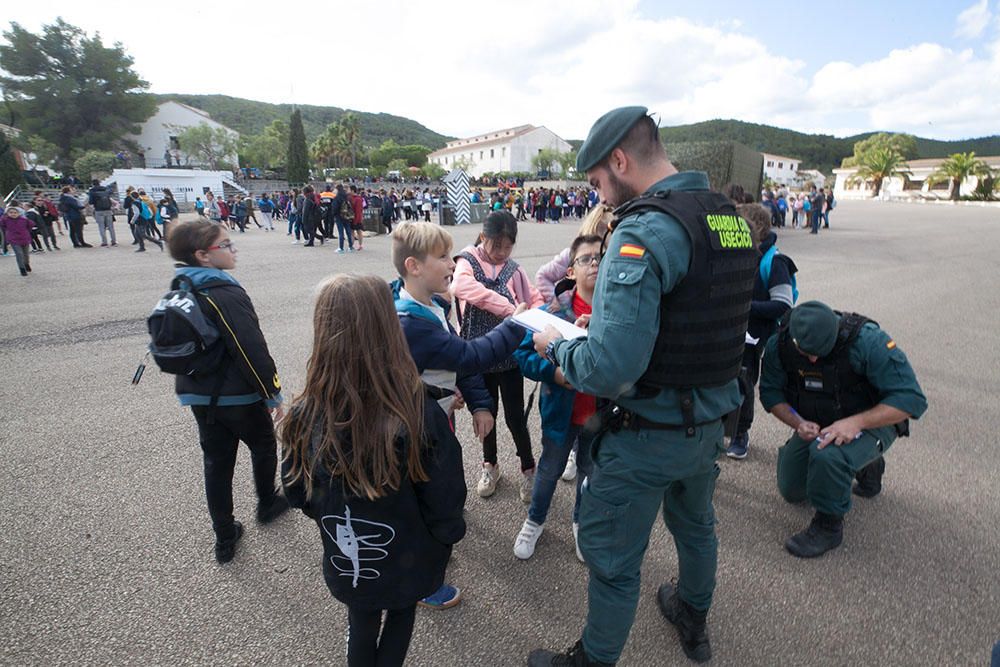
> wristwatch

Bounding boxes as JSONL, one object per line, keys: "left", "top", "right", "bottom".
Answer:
{"left": 544, "top": 339, "right": 560, "bottom": 367}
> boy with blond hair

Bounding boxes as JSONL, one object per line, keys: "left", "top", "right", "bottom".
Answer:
{"left": 389, "top": 221, "right": 528, "bottom": 609}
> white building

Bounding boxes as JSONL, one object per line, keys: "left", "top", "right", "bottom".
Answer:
{"left": 129, "top": 101, "right": 239, "bottom": 168}
{"left": 427, "top": 125, "right": 572, "bottom": 178}
{"left": 761, "top": 152, "right": 801, "bottom": 186}
{"left": 833, "top": 156, "right": 1000, "bottom": 200}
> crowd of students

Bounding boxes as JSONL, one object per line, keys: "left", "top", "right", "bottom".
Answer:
{"left": 150, "top": 186, "right": 798, "bottom": 665}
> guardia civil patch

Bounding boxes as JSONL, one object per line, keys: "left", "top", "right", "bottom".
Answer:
{"left": 619, "top": 244, "right": 646, "bottom": 258}
{"left": 886, "top": 340, "right": 896, "bottom": 350}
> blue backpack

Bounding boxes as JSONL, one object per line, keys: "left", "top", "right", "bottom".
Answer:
{"left": 759, "top": 246, "right": 799, "bottom": 304}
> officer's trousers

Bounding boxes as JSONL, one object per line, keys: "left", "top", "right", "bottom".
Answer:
{"left": 579, "top": 421, "right": 723, "bottom": 664}
{"left": 776, "top": 425, "right": 896, "bottom": 517}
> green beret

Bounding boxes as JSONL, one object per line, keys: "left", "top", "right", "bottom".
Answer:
{"left": 789, "top": 301, "right": 840, "bottom": 357}
{"left": 576, "top": 106, "right": 649, "bottom": 172}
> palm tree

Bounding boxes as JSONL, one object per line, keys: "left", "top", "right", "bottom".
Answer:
{"left": 850, "top": 147, "right": 911, "bottom": 197}
{"left": 928, "top": 152, "right": 992, "bottom": 201}
{"left": 338, "top": 112, "right": 361, "bottom": 168}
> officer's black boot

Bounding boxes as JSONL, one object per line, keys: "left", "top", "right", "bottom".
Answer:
{"left": 853, "top": 456, "right": 885, "bottom": 498}
{"left": 785, "top": 511, "right": 844, "bottom": 558}
{"left": 656, "top": 582, "right": 711, "bottom": 663}
{"left": 528, "top": 640, "right": 615, "bottom": 667}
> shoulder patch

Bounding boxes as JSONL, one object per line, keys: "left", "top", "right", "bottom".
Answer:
{"left": 619, "top": 243, "right": 646, "bottom": 258}
{"left": 886, "top": 340, "right": 896, "bottom": 350}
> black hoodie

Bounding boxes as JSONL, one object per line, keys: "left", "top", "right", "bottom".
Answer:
{"left": 283, "top": 395, "right": 466, "bottom": 611}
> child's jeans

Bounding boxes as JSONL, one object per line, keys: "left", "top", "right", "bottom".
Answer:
{"left": 528, "top": 424, "right": 594, "bottom": 525}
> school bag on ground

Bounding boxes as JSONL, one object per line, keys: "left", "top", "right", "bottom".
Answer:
{"left": 147, "top": 276, "right": 229, "bottom": 375}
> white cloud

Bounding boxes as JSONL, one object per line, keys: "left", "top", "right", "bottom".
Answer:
{"left": 955, "top": 0, "right": 992, "bottom": 39}
{"left": 3, "top": 1, "right": 999, "bottom": 142}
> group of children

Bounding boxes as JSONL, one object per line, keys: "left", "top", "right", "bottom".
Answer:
{"left": 161, "top": 189, "right": 797, "bottom": 665}
{"left": 162, "top": 202, "right": 617, "bottom": 665}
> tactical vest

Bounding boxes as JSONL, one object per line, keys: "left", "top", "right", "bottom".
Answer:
{"left": 613, "top": 190, "right": 758, "bottom": 393}
{"left": 777, "top": 312, "right": 880, "bottom": 427}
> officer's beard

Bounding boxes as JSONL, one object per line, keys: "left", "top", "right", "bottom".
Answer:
{"left": 604, "top": 170, "right": 639, "bottom": 208}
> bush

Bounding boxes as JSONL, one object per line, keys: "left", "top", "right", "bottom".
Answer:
{"left": 73, "top": 150, "right": 117, "bottom": 181}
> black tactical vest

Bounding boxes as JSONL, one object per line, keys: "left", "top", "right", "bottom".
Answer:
{"left": 613, "top": 190, "right": 758, "bottom": 392}
{"left": 777, "top": 312, "right": 880, "bottom": 427}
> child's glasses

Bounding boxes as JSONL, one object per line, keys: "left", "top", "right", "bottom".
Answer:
{"left": 207, "top": 241, "right": 236, "bottom": 252}
{"left": 573, "top": 254, "right": 601, "bottom": 267}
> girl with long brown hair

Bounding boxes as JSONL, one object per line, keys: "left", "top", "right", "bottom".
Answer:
{"left": 281, "top": 274, "right": 466, "bottom": 667}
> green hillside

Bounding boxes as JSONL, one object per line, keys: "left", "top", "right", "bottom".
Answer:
{"left": 656, "top": 119, "right": 1000, "bottom": 174}
{"left": 156, "top": 94, "right": 451, "bottom": 149}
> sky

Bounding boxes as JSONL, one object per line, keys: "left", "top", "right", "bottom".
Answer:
{"left": 3, "top": 0, "right": 999, "bottom": 142}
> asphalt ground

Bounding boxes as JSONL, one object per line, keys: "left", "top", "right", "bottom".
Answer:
{"left": 1, "top": 200, "right": 998, "bottom": 666}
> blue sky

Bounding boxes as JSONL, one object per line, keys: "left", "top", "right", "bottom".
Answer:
{"left": 4, "top": 0, "right": 999, "bottom": 141}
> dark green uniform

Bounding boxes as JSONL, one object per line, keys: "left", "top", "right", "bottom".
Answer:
{"left": 554, "top": 171, "right": 742, "bottom": 663}
{"left": 759, "top": 321, "right": 927, "bottom": 516}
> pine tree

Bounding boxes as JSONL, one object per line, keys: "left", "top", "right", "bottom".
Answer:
{"left": 287, "top": 109, "right": 309, "bottom": 184}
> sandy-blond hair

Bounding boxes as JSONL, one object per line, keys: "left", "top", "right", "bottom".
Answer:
{"left": 578, "top": 203, "right": 615, "bottom": 237}
{"left": 391, "top": 222, "right": 454, "bottom": 277}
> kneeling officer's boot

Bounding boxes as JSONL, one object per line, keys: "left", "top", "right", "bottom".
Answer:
{"left": 657, "top": 582, "right": 711, "bottom": 663}
{"left": 785, "top": 511, "right": 844, "bottom": 558}
{"left": 853, "top": 456, "right": 885, "bottom": 498}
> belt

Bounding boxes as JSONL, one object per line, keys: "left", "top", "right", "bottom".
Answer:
{"left": 589, "top": 403, "right": 716, "bottom": 438}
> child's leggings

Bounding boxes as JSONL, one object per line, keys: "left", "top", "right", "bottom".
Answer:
{"left": 347, "top": 605, "right": 416, "bottom": 667}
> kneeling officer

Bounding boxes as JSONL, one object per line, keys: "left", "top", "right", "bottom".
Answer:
{"left": 759, "top": 301, "right": 927, "bottom": 558}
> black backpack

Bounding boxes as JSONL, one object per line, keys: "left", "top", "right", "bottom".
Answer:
{"left": 147, "top": 276, "right": 229, "bottom": 375}
{"left": 93, "top": 188, "right": 113, "bottom": 210}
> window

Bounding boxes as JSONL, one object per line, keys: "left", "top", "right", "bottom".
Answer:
{"left": 490, "top": 149, "right": 495, "bottom": 158}
{"left": 766, "top": 160, "right": 774, "bottom": 167}
{"left": 778, "top": 162, "right": 783, "bottom": 169}
{"left": 169, "top": 136, "right": 180, "bottom": 150}
{"left": 502, "top": 147, "right": 506, "bottom": 157}
{"left": 790, "top": 163, "right": 796, "bottom": 170}
{"left": 480, "top": 151, "right": 483, "bottom": 159}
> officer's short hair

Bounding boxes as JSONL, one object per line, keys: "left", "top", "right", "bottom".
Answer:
{"left": 391, "top": 221, "right": 454, "bottom": 277}
{"left": 600, "top": 115, "right": 665, "bottom": 169}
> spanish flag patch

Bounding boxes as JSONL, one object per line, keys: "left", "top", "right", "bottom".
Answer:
{"left": 619, "top": 243, "right": 646, "bottom": 258}
{"left": 886, "top": 340, "right": 896, "bottom": 350}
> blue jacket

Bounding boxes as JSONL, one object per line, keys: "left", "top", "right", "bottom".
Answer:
{"left": 512, "top": 290, "right": 582, "bottom": 445}
{"left": 390, "top": 279, "right": 524, "bottom": 413}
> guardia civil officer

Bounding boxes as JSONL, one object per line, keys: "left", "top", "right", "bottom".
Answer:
{"left": 759, "top": 301, "right": 927, "bottom": 557}
{"left": 528, "top": 107, "right": 758, "bottom": 666}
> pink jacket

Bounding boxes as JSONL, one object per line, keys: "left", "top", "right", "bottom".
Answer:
{"left": 535, "top": 247, "right": 572, "bottom": 302}
{"left": 0, "top": 213, "right": 33, "bottom": 246}
{"left": 453, "top": 245, "right": 543, "bottom": 318}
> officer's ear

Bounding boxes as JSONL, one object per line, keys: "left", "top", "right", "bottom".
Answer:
{"left": 608, "top": 147, "right": 629, "bottom": 176}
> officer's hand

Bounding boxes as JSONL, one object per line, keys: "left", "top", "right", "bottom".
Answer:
{"left": 472, "top": 410, "right": 494, "bottom": 442}
{"left": 796, "top": 420, "right": 821, "bottom": 441}
{"left": 816, "top": 417, "right": 863, "bottom": 449}
{"left": 574, "top": 313, "right": 592, "bottom": 329}
{"left": 514, "top": 302, "right": 530, "bottom": 316}
{"left": 532, "top": 326, "right": 563, "bottom": 356}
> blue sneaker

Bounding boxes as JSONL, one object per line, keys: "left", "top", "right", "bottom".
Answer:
{"left": 726, "top": 432, "right": 749, "bottom": 460}
{"left": 417, "top": 584, "right": 462, "bottom": 610}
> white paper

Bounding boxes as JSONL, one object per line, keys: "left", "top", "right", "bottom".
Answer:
{"left": 513, "top": 309, "right": 589, "bottom": 339}
{"left": 745, "top": 333, "right": 759, "bottom": 345}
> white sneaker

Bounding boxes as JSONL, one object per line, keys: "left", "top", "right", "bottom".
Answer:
{"left": 477, "top": 463, "right": 501, "bottom": 498}
{"left": 561, "top": 449, "right": 577, "bottom": 482}
{"left": 573, "top": 522, "right": 584, "bottom": 563}
{"left": 291, "top": 240, "right": 299, "bottom": 245}
{"left": 514, "top": 519, "right": 544, "bottom": 560}
{"left": 519, "top": 468, "right": 535, "bottom": 503}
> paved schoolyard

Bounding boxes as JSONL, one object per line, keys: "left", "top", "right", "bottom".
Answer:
{"left": 1, "top": 200, "right": 998, "bottom": 666}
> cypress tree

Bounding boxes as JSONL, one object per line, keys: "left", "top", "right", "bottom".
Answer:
{"left": 0, "top": 134, "right": 22, "bottom": 198}
{"left": 287, "top": 109, "right": 309, "bottom": 184}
